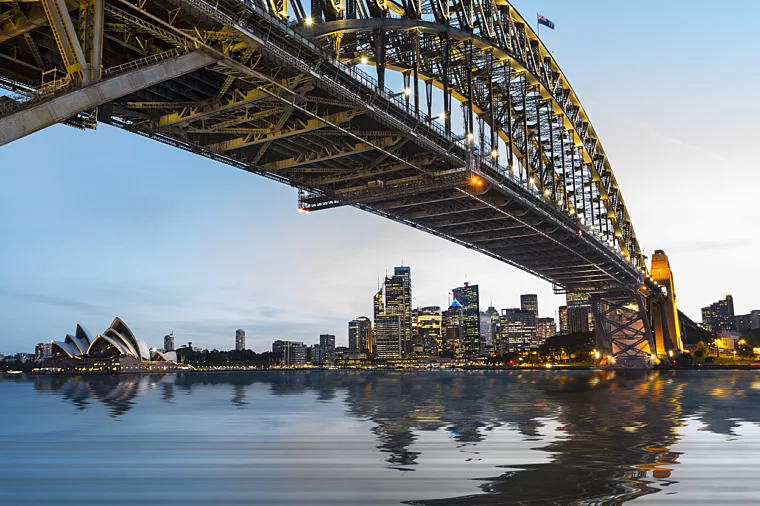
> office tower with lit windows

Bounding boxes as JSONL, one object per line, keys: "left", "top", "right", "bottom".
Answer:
{"left": 567, "top": 306, "right": 590, "bottom": 333}
{"left": 384, "top": 266, "right": 413, "bottom": 355}
{"left": 452, "top": 282, "right": 481, "bottom": 357}
{"left": 558, "top": 306, "right": 568, "bottom": 334}
{"left": 235, "top": 329, "right": 246, "bottom": 351}
{"left": 537, "top": 317, "right": 556, "bottom": 344}
{"left": 566, "top": 292, "right": 595, "bottom": 332}
{"left": 320, "top": 334, "right": 336, "bottom": 364}
{"left": 375, "top": 314, "right": 402, "bottom": 360}
{"left": 164, "top": 332, "right": 175, "bottom": 352}
{"left": 348, "top": 317, "right": 373, "bottom": 355}
{"left": 272, "top": 340, "right": 307, "bottom": 365}
{"left": 498, "top": 308, "right": 536, "bottom": 352}
{"left": 701, "top": 294, "right": 736, "bottom": 332}
{"left": 415, "top": 306, "right": 442, "bottom": 356}
{"left": 441, "top": 300, "right": 464, "bottom": 357}
{"left": 735, "top": 310, "right": 760, "bottom": 332}
{"left": 480, "top": 306, "right": 500, "bottom": 355}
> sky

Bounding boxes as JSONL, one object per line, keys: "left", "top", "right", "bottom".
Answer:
{"left": 1, "top": 0, "right": 759, "bottom": 354}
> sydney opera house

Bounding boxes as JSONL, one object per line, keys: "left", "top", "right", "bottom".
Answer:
{"left": 42, "top": 317, "right": 187, "bottom": 374}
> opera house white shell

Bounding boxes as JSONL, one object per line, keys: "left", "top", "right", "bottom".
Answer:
{"left": 51, "top": 317, "right": 177, "bottom": 363}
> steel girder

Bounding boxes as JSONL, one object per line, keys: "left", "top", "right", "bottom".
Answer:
{"left": 306, "top": 14, "right": 645, "bottom": 273}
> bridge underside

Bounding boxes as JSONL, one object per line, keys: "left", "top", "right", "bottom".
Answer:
{"left": 0, "top": 0, "right": 670, "bottom": 366}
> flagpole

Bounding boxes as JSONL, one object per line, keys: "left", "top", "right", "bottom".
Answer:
{"left": 537, "top": 12, "right": 540, "bottom": 39}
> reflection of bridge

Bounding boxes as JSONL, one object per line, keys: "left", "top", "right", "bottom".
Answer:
{"left": 0, "top": 0, "right": 681, "bottom": 365}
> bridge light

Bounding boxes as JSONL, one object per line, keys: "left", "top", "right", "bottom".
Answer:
{"left": 491, "top": 149, "right": 498, "bottom": 158}
{"left": 437, "top": 111, "right": 446, "bottom": 120}
{"left": 360, "top": 55, "right": 368, "bottom": 65}
{"left": 469, "top": 176, "right": 484, "bottom": 187}
{"left": 304, "top": 16, "right": 314, "bottom": 26}
{"left": 466, "top": 132, "right": 474, "bottom": 143}
{"left": 668, "top": 350, "right": 674, "bottom": 358}
{"left": 594, "top": 350, "right": 601, "bottom": 360}
{"left": 544, "top": 189, "right": 551, "bottom": 196}
{"left": 568, "top": 208, "right": 575, "bottom": 216}
{"left": 403, "top": 87, "right": 412, "bottom": 97}
{"left": 298, "top": 207, "right": 305, "bottom": 213}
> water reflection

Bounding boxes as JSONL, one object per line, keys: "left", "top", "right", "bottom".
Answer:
{"left": 13, "top": 370, "right": 760, "bottom": 504}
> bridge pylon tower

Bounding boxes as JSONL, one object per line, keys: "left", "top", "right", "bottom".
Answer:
{"left": 648, "top": 250, "right": 684, "bottom": 360}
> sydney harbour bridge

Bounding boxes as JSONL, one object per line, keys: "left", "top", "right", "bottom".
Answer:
{"left": 0, "top": 0, "right": 682, "bottom": 366}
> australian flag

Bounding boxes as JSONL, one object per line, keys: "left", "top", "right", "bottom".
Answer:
{"left": 537, "top": 14, "right": 555, "bottom": 30}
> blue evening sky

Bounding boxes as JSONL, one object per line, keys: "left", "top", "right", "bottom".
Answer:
{"left": 1, "top": 0, "right": 758, "bottom": 353}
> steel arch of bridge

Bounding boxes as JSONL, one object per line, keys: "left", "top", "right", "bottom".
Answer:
{"left": 0, "top": 0, "right": 682, "bottom": 366}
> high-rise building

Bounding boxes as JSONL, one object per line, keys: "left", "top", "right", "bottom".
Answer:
{"left": 480, "top": 306, "right": 500, "bottom": 355}
{"left": 558, "top": 306, "right": 568, "bottom": 334}
{"left": 384, "top": 266, "right": 413, "bottom": 355}
{"left": 520, "top": 294, "right": 539, "bottom": 342}
{"left": 373, "top": 289, "right": 384, "bottom": 321}
{"left": 566, "top": 293, "right": 595, "bottom": 332}
{"left": 453, "top": 283, "right": 481, "bottom": 357}
{"left": 164, "top": 332, "right": 175, "bottom": 352}
{"left": 701, "top": 295, "right": 736, "bottom": 332}
{"left": 320, "top": 334, "right": 336, "bottom": 364}
{"left": 272, "top": 340, "right": 307, "bottom": 365}
{"left": 441, "top": 299, "right": 464, "bottom": 357}
{"left": 235, "top": 329, "right": 246, "bottom": 351}
{"left": 499, "top": 308, "right": 536, "bottom": 352}
{"left": 567, "top": 306, "right": 590, "bottom": 334}
{"left": 35, "top": 342, "right": 52, "bottom": 359}
{"left": 375, "top": 314, "right": 402, "bottom": 360}
{"left": 348, "top": 317, "right": 372, "bottom": 355}
{"left": 537, "top": 317, "right": 556, "bottom": 343}
{"left": 415, "top": 306, "right": 442, "bottom": 356}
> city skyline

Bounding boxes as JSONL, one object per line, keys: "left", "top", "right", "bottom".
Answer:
{"left": 1, "top": 0, "right": 759, "bottom": 354}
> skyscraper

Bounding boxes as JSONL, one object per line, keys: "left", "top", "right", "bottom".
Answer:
{"left": 701, "top": 295, "right": 736, "bottom": 332}
{"left": 566, "top": 293, "right": 595, "bottom": 332}
{"left": 520, "top": 294, "right": 538, "bottom": 343}
{"left": 384, "top": 266, "right": 412, "bottom": 355}
{"left": 348, "top": 317, "right": 372, "bottom": 355}
{"left": 499, "top": 308, "right": 536, "bottom": 352}
{"left": 235, "top": 329, "right": 246, "bottom": 351}
{"left": 415, "top": 306, "right": 442, "bottom": 356}
{"left": 441, "top": 299, "right": 465, "bottom": 358}
{"left": 453, "top": 283, "right": 480, "bottom": 357}
{"left": 164, "top": 332, "right": 175, "bottom": 352}
{"left": 480, "top": 306, "right": 500, "bottom": 355}
{"left": 374, "top": 314, "right": 402, "bottom": 360}
{"left": 558, "top": 306, "right": 568, "bottom": 334}
{"left": 567, "top": 306, "right": 590, "bottom": 333}
{"left": 320, "top": 334, "right": 336, "bottom": 364}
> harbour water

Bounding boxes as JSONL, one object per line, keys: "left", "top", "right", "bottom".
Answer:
{"left": 2, "top": 370, "right": 760, "bottom": 505}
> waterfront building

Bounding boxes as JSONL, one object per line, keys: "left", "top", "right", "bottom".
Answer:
{"left": 441, "top": 299, "right": 464, "bottom": 358}
{"left": 35, "top": 342, "right": 52, "bottom": 360}
{"left": 520, "top": 294, "right": 539, "bottom": 320}
{"left": 348, "top": 317, "right": 373, "bottom": 355}
{"left": 498, "top": 308, "right": 536, "bottom": 352}
{"left": 567, "top": 306, "right": 590, "bottom": 334}
{"left": 384, "top": 266, "right": 413, "bottom": 356}
{"left": 164, "top": 332, "right": 175, "bottom": 352}
{"left": 45, "top": 318, "right": 180, "bottom": 373}
{"left": 235, "top": 329, "right": 246, "bottom": 351}
{"left": 307, "top": 344, "right": 323, "bottom": 365}
{"left": 566, "top": 293, "right": 595, "bottom": 332}
{"left": 375, "top": 314, "right": 402, "bottom": 360}
{"left": 320, "top": 334, "right": 336, "bottom": 364}
{"left": 453, "top": 283, "right": 481, "bottom": 357}
{"left": 735, "top": 310, "right": 760, "bottom": 332}
{"left": 415, "top": 306, "right": 442, "bottom": 356}
{"left": 272, "top": 340, "right": 307, "bottom": 365}
{"left": 480, "top": 306, "right": 500, "bottom": 356}
{"left": 537, "top": 317, "right": 556, "bottom": 343}
{"left": 701, "top": 295, "right": 736, "bottom": 332}
{"left": 558, "top": 306, "right": 568, "bottom": 334}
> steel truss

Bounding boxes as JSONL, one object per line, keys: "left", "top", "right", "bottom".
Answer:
{"left": 0, "top": 0, "right": 667, "bottom": 366}
{"left": 592, "top": 291, "right": 657, "bottom": 368}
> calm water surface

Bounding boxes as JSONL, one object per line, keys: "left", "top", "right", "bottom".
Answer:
{"left": 2, "top": 370, "right": 760, "bottom": 505}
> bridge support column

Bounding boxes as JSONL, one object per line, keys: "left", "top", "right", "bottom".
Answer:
{"left": 0, "top": 49, "right": 219, "bottom": 146}
{"left": 592, "top": 291, "right": 657, "bottom": 368}
{"left": 648, "top": 250, "right": 683, "bottom": 360}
